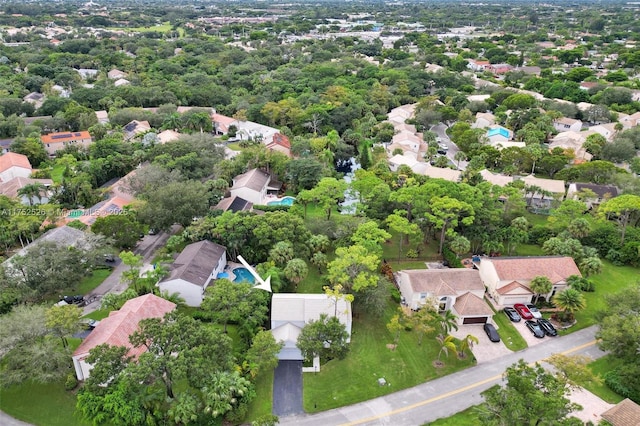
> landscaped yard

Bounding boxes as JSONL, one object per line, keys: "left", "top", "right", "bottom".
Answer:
{"left": 302, "top": 302, "right": 475, "bottom": 413}
{"left": 491, "top": 308, "right": 527, "bottom": 351}
{"left": 425, "top": 405, "right": 481, "bottom": 425}
{"left": 582, "top": 355, "right": 625, "bottom": 404}
{"left": 245, "top": 369, "right": 274, "bottom": 422}
{"left": 76, "top": 268, "right": 112, "bottom": 295}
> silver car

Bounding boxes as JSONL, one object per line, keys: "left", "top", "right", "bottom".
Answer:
{"left": 526, "top": 303, "right": 542, "bottom": 319}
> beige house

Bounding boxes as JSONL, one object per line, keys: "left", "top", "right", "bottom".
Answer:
{"left": 229, "top": 168, "right": 274, "bottom": 205}
{"left": 601, "top": 399, "right": 640, "bottom": 426}
{"left": 0, "top": 152, "right": 32, "bottom": 182}
{"left": 478, "top": 256, "right": 581, "bottom": 306}
{"left": 549, "top": 130, "right": 595, "bottom": 162}
{"left": 397, "top": 268, "right": 493, "bottom": 325}
{"left": 472, "top": 112, "right": 496, "bottom": 129}
{"left": 566, "top": 183, "right": 619, "bottom": 208}
{"left": 40, "top": 131, "right": 93, "bottom": 156}
{"left": 553, "top": 117, "right": 583, "bottom": 133}
{"left": 520, "top": 175, "right": 566, "bottom": 209}
{"left": 480, "top": 169, "right": 514, "bottom": 187}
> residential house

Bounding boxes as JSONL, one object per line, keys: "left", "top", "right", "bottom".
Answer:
{"left": 0, "top": 138, "right": 13, "bottom": 154}
{"left": 95, "top": 110, "right": 109, "bottom": 124}
{"left": 270, "top": 294, "right": 352, "bottom": 361}
{"left": 0, "top": 152, "right": 32, "bottom": 182}
{"left": 158, "top": 241, "right": 227, "bottom": 307}
{"left": 72, "top": 294, "right": 176, "bottom": 381}
{"left": 157, "top": 129, "right": 182, "bottom": 144}
{"left": 107, "top": 68, "right": 127, "bottom": 79}
{"left": 515, "top": 65, "right": 541, "bottom": 76}
{"left": 113, "top": 78, "right": 130, "bottom": 87}
{"left": 480, "top": 169, "right": 514, "bottom": 187}
{"left": 478, "top": 256, "right": 581, "bottom": 306}
{"left": 212, "top": 112, "right": 237, "bottom": 134}
{"left": 388, "top": 153, "right": 420, "bottom": 172}
{"left": 553, "top": 117, "right": 583, "bottom": 133}
{"left": 619, "top": 112, "right": 640, "bottom": 129}
{"left": 467, "top": 59, "right": 490, "bottom": 72}
{"left": 387, "top": 104, "right": 415, "bottom": 126}
{"left": 472, "top": 112, "right": 496, "bottom": 129}
{"left": 229, "top": 168, "right": 277, "bottom": 205}
{"left": 396, "top": 269, "right": 493, "bottom": 325}
{"left": 123, "top": 120, "right": 151, "bottom": 141}
{"left": 520, "top": 174, "right": 566, "bottom": 209}
{"left": 23, "top": 92, "right": 45, "bottom": 109}
{"left": 590, "top": 123, "right": 618, "bottom": 141}
{"left": 467, "top": 94, "right": 491, "bottom": 103}
{"left": 214, "top": 195, "right": 253, "bottom": 213}
{"left": 265, "top": 133, "right": 292, "bottom": 157}
{"left": 40, "top": 131, "right": 93, "bottom": 156}
{"left": 387, "top": 130, "right": 424, "bottom": 158}
{"left": 486, "top": 126, "right": 524, "bottom": 149}
{"left": 51, "top": 85, "right": 71, "bottom": 98}
{"left": 416, "top": 164, "right": 462, "bottom": 182}
{"left": 566, "top": 183, "right": 619, "bottom": 209}
{"left": 486, "top": 63, "right": 514, "bottom": 75}
{"left": 601, "top": 399, "right": 640, "bottom": 426}
{"left": 75, "top": 68, "right": 99, "bottom": 80}
{"left": 549, "top": 130, "right": 595, "bottom": 162}
{"left": 0, "top": 177, "right": 53, "bottom": 205}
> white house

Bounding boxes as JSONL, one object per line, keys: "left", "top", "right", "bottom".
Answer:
{"left": 0, "top": 152, "right": 32, "bottom": 182}
{"left": 553, "top": 117, "right": 583, "bottom": 133}
{"left": 472, "top": 112, "right": 496, "bottom": 129}
{"left": 0, "top": 177, "right": 53, "bottom": 205}
{"left": 590, "top": 123, "right": 618, "bottom": 141}
{"left": 229, "top": 168, "right": 275, "bottom": 205}
{"left": 72, "top": 294, "right": 176, "bottom": 381}
{"left": 270, "top": 294, "right": 352, "bottom": 361}
{"left": 520, "top": 174, "right": 566, "bottom": 209}
{"left": 567, "top": 183, "right": 619, "bottom": 209}
{"left": 158, "top": 241, "right": 227, "bottom": 307}
{"left": 478, "top": 256, "right": 581, "bottom": 306}
{"left": 549, "top": 130, "right": 595, "bottom": 162}
{"left": 396, "top": 268, "right": 493, "bottom": 325}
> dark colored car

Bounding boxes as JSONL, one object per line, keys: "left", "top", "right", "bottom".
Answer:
{"left": 483, "top": 323, "right": 501, "bottom": 342}
{"left": 504, "top": 307, "right": 522, "bottom": 322}
{"left": 526, "top": 303, "right": 542, "bottom": 319}
{"left": 537, "top": 318, "right": 558, "bottom": 336}
{"left": 514, "top": 303, "right": 534, "bottom": 320}
{"left": 525, "top": 320, "right": 545, "bottom": 338}
{"left": 62, "top": 295, "right": 85, "bottom": 305}
{"left": 104, "top": 254, "right": 116, "bottom": 263}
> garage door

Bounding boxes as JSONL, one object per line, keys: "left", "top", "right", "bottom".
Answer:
{"left": 503, "top": 296, "right": 531, "bottom": 305}
{"left": 463, "top": 316, "right": 488, "bottom": 324}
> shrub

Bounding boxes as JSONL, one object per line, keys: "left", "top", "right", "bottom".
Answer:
{"left": 582, "top": 280, "right": 595, "bottom": 292}
{"left": 406, "top": 249, "right": 418, "bottom": 259}
{"left": 252, "top": 204, "right": 290, "bottom": 212}
{"left": 191, "top": 310, "right": 214, "bottom": 322}
{"left": 605, "top": 248, "right": 625, "bottom": 266}
{"left": 529, "top": 225, "right": 555, "bottom": 246}
{"left": 65, "top": 373, "right": 78, "bottom": 390}
{"left": 442, "top": 247, "right": 464, "bottom": 268}
{"left": 604, "top": 367, "right": 640, "bottom": 403}
{"left": 390, "top": 287, "right": 401, "bottom": 303}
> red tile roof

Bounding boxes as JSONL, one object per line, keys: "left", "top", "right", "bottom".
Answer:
{"left": 490, "top": 256, "right": 581, "bottom": 284}
{"left": 496, "top": 281, "right": 534, "bottom": 295}
{"left": 73, "top": 294, "right": 176, "bottom": 359}
{"left": 0, "top": 152, "right": 31, "bottom": 173}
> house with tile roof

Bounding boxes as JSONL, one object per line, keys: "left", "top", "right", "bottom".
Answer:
{"left": 479, "top": 169, "right": 514, "bottom": 187}
{"left": 0, "top": 152, "right": 32, "bottom": 182}
{"left": 0, "top": 176, "right": 53, "bottom": 204}
{"left": 158, "top": 240, "right": 227, "bottom": 307}
{"left": 549, "top": 130, "right": 595, "bottom": 162}
{"left": 123, "top": 120, "right": 151, "bottom": 141}
{"left": 396, "top": 269, "right": 493, "bottom": 325}
{"left": 265, "top": 132, "right": 292, "bottom": 157}
{"left": 520, "top": 175, "right": 566, "bottom": 209}
{"left": 553, "top": 117, "right": 583, "bottom": 133}
{"left": 601, "top": 399, "right": 640, "bottom": 426}
{"left": 107, "top": 68, "right": 127, "bottom": 79}
{"left": 478, "top": 256, "right": 581, "bottom": 306}
{"left": 472, "top": 112, "right": 496, "bottom": 129}
{"left": 156, "top": 129, "right": 182, "bottom": 144}
{"left": 72, "top": 294, "right": 176, "bottom": 381}
{"left": 229, "top": 168, "right": 277, "bottom": 205}
{"left": 566, "top": 183, "right": 619, "bottom": 209}
{"left": 270, "top": 294, "right": 352, "bottom": 361}
{"left": 41, "top": 131, "right": 93, "bottom": 156}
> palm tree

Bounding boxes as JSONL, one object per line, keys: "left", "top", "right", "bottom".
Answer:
{"left": 454, "top": 150, "right": 467, "bottom": 168}
{"left": 439, "top": 310, "right": 459, "bottom": 334}
{"left": 269, "top": 241, "right": 294, "bottom": 266}
{"left": 553, "top": 288, "right": 586, "bottom": 322}
{"left": 284, "top": 258, "right": 308, "bottom": 287}
{"left": 579, "top": 256, "right": 603, "bottom": 277}
{"left": 17, "top": 183, "right": 46, "bottom": 206}
{"left": 458, "top": 334, "right": 479, "bottom": 359}
{"left": 436, "top": 334, "right": 457, "bottom": 362}
{"left": 567, "top": 218, "right": 591, "bottom": 239}
{"left": 529, "top": 276, "right": 552, "bottom": 304}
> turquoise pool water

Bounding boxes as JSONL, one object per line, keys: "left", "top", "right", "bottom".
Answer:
{"left": 233, "top": 267, "right": 255, "bottom": 284}
{"left": 267, "top": 196, "right": 295, "bottom": 206}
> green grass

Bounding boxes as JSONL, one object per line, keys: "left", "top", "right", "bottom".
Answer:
{"left": 225, "top": 142, "right": 244, "bottom": 151}
{"left": 570, "top": 261, "right": 640, "bottom": 332}
{"left": 76, "top": 268, "right": 111, "bottom": 295}
{"left": 382, "top": 233, "right": 441, "bottom": 263}
{"left": 523, "top": 212, "right": 549, "bottom": 227}
{"left": 297, "top": 262, "right": 329, "bottom": 294}
{"left": 513, "top": 243, "right": 545, "bottom": 256}
{"left": 491, "top": 308, "right": 528, "bottom": 351}
{"left": 0, "top": 381, "right": 90, "bottom": 426}
{"left": 580, "top": 356, "right": 625, "bottom": 404}
{"left": 244, "top": 368, "right": 274, "bottom": 422}
{"left": 50, "top": 164, "right": 66, "bottom": 184}
{"left": 108, "top": 22, "right": 173, "bottom": 33}
{"left": 82, "top": 309, "right": 111, "bottom": 320}
{"left": 302, "top": 302, "right": 475, "bottom": 413}
{"left": 425, "top": 405, "right": 481, "bottom": 425}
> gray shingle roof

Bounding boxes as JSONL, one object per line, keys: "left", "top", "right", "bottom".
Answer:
{"left": 162, "top": 240, "right": 226, "bottom": 287}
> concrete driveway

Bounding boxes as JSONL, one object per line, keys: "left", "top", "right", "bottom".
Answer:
{"left": 273, "top": 360, "right": 303, "bottom": 417}
{"left": 451, "top": 324, "right": 511, "bottom": 364}
{"left": 513, "top": 320, "right": 549, "bottom": 347}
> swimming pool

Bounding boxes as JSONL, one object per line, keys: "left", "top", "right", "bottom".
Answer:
{"left": 233, "top": 267, "right": 255, "bottom": 284}
{"left": 267, "top": 196, "right": 295, "bottom": 206}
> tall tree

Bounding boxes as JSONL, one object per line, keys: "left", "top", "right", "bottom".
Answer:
{"left": 386, "top": 210, "right": 421, "bottom": 260}
{"left": 326, "top": 244, "right": 380, "bottom": 292}
{"left": 308, "top": 177, "right": 347, "bottom": 220}
{"left": 350, "top": 220, "right": 391, "bottom": 257}
{"left": 529, "top": 276, "right": 552, "bottom": 304}
{"left": 296, "top": 313, "right": 349, "bottom": 362}
{"left": 284, "top": 258, "right": 308, "bottom": 287}
{"left": 599, "top": 194, "right": 640, "bottom": 245}
{"left": 45, "top": 304, "right": 82, "bottom": 348}
{"left": 243, "top": 330, "right": 283, "bottom": 379}
{"left": 427, "top": 196, "right": 475, "bottom": 255}
{"left": 202, "top": 280, "right": 266, "bottom": 333}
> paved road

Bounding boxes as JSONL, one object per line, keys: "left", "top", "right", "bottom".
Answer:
{"left": 279, "top": 326, "right": 603, "bottom": 426}
{"left": 432, "top": 123, "right": 468, "bottom": 171}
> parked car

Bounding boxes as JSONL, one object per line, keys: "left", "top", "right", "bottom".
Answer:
{"left": 514, "top": 303, "right": 534, "bottom": 320}
{"left": 483, "top": 323, "right": 501, "bottom": 342}
{"left": 526, "top": 303, "right": 542, "bottom": 319}
{"left": 62, "top": 295, "right": 85, "bottom": 305}
{"left": 525, "top": 320, "right": 545, "bottom": 338}
{"left": 537, "top": 318, "right": 558, "bottom": 337}
{"left": 504, "top": 307, "right": 521, "bottom": 322}
{"left": 438, "top": 142, "right": 449, "bottom": 151}
{"left": 104, "top": 253, "right": 115, "bottom": 263}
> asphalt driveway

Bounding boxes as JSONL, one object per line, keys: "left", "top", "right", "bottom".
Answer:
{"left": 273, "top": 360, "right": 303, "bottom": 417}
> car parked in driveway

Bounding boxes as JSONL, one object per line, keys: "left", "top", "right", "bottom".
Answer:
{"left": 526, "top": 303, "right": 542, "bottom": 319}
{"left": 525, "top": 320, "right": 545, "bottom": 338}
{"left": 514, "top": 303, "right": 534, "bottom": 320}
{"left": 537, "top": 318, "right": 558, "bottom": 336}
{"left": 483, "top": 323, "right": 501, "bottom": 342}
{"left": 504, "top": 307, "right": 521, "bottom": 322}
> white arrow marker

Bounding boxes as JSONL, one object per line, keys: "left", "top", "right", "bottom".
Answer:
{"left": 237, "top": 255, "right": 272, "bottom": 292}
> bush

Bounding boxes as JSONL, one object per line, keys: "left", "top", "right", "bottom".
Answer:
{"left": 605, "top": 248, "right": 625, "bottom": 266}
{"left": 191, "top": 310, "right": 215, "bottom": 322}
{"left": 406, "top": 249, "right": 418, "bottom": 259}
{"left": 582, "top": 280, "right": 595, "bottom": 292}
{"left": 442, "top": 247, "right": 464, "bottom": 268}
{"left": 64, "top": 373, "right": 78, "bottom": 390}
{"left": 390, "top": 287, "right": 401, "bottom": 303}
{"left": 252, "top": 204, "right": 290, "bottom": 212}
{"left": 604, "top": 366, "right": 640, "bottom": 403}
{"left": 529, "top": 225, "right": 555, "bottom": 246}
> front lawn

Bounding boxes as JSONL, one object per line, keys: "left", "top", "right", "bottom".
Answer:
{"left": 425, "top": 405, "right": 481, "bottom": 425}
{"left": 491, "top": 309, "right": 528, "bottom": 351}
{"left": 302, "top": 302, "right": 475, "bottom": 413}
{"left": 77, "top": 268, "right": 112, "bottom": 295}
{"left": 244, "top": 368, "right": 274, "bottom": 422}
{"left": 582, "top": 356, "right": 625, "bottom": 404}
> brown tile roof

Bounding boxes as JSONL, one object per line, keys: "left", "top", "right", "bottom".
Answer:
{"left": 231, "top": 168, "right": 270, "bottom": 192}
{"left": 489, "top": 256, "right": 581, "bottom": 284}
{"left": 401, "top": 269, "right": 485, "bottom": 296}
{"left": 73, "top": 294, "right": 176, "bottom": 358}
{"left": 0, "top": 177, "right": 52, "bottom": 198}
{"left": 496, "top": 281, "right": 533, "bottom": 295}
{"left": 601, "top": 399, "right": 640, "bottom": 426}
{"left": 0, "top": 152, "right": 31, "bottom": 173}
{"left": 453, "top": 292, "right": 494, "bottom": 316}
{"left": 162, "top": 240, "right": 226, "bottom": 287}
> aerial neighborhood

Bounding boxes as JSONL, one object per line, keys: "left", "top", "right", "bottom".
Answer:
{"left": 1, "top": 1, "right": 640, "bottom": 426}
